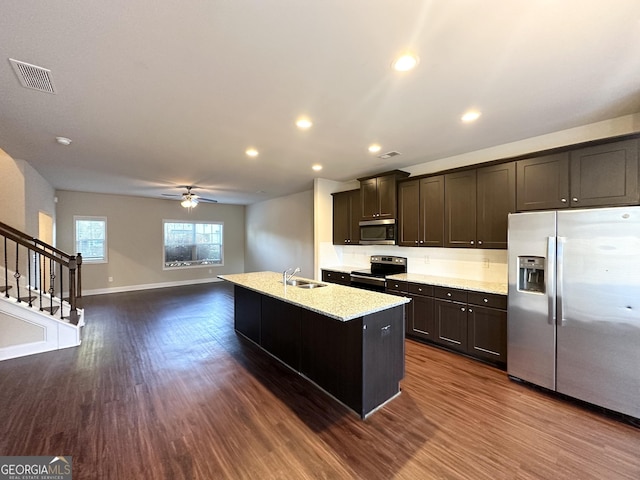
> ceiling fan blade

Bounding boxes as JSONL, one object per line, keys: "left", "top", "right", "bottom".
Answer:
{"left": 161, "top": 193, "right": 182, "bottom": 197}
{"left": 197, "top": 197, "right": 218, "bottom": 203}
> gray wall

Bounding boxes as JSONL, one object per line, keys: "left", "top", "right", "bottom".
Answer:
{"left": 55, "top": 191, "right": 245, "bottom": 294}
{"left": 245, "top": 190, "right": 314, "bottom": 278}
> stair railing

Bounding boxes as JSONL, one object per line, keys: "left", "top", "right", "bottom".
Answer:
{"left": 0, "top": 221, "right": 82, "bottom": 323}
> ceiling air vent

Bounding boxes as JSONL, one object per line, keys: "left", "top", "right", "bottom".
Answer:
{"left": 9, "top": 58, "right": 57, "bottom": 94}
{"left": 378, "top": 151, "right": 401, "bottom": 159}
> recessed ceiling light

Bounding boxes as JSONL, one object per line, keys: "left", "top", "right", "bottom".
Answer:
{"left": 368, "top": 144, "right": 382, "bottom": 153}
{"left": 296, "top": 117, "right": 313, "bottom": 129}
{"left": 392, "top": 54, "right": 419, "bottom": 72}
{"left": 461, "top": 111, "right": 481, "bottom": 123}
{"left": 312, "top": 164, "right": 322, "bottom": 171}
{"left": 55, "top": 136, "right": 72, "bottom": 146}
{"left": 245, "top": 148, "right": 259, "bottom": 157}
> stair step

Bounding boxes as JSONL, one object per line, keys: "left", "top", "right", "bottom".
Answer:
{"left": 18, "top": 296, "right": 37, "bottom": 304}
{"left": 40, "top": 306, "right": 60, "bottom": 315}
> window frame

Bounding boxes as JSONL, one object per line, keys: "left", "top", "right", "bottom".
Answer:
{"left": 73, "top": 215, "right": 108, "bottom": 264}
{"left": 162, "top": 219, "right": 224, "bottom": 270}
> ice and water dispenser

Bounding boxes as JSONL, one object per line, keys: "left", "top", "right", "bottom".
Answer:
{"left": 518, "top": 256, "right": 546, "bottom": 293}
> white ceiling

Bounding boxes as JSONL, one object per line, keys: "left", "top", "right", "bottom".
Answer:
{"left": 2, "top": 1, "right": 640, "bottom": 205}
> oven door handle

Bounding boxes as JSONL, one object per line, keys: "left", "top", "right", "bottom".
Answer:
{"left": 350, "top": 274, "right": 386, "bottom": 285}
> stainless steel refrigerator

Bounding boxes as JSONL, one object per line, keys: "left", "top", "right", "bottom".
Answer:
{"left": 507, "top": 206, "right": 640, "bottom": 419}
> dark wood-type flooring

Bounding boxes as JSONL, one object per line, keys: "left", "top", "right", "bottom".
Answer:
{"left": 1, "top": 282, "right": 638, "bottom": 479}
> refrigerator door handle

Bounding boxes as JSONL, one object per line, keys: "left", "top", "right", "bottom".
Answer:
{"left": 556, "top": 236, "right": 566, "bottom": 326}
{"left": 547, "top": 236, "right": 557, "bottom": 325}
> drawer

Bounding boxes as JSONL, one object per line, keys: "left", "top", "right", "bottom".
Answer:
{"left": 434, "top": 286, "right": 467, "bottom": 303}
{"left": 386, "top": 280, "right": 407, "bottom": 292}
{"left": 407, "top": 282, "right": 434, "bottom": 297}
{"left": 322, "top": 270, "right": 350, "bottom": 285}
{"left": 467, "top": 291, "right": 507, "bottom": 310}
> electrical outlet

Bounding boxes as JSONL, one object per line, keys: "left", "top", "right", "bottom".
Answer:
{"left": 484, "top": 258, "right": 490, "bottom": 269}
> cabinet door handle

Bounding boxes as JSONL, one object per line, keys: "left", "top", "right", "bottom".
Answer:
{"left": 470, "top": 241, "right": 474, "bottom": 245}
{"left": 478, "top": 240, "right": 483, "bottom": 245}
{"left": 572, "top": 197, "right": 578, "bottom": 202}
{"left": 415, "top": 240, "right": 418, "bottom": 244}
{"left": 447, "top": 292, "right": 452, "bottom": 297}
{"left": 419, "top": 240, "right": 424, "bottom": 244}
{"left": 461, "top": 307, "right": 466, "bottom": 312}
{"left": 483, "top": 298, "right": 488, "bottom": 303}
{"left": 561, "top": 198, "right": 567, "bottom": 203}
{"left": 418, "top": 288, "right": 422, "bottom": 292}
{"left": 468, "top": 308, "right": 473, "bottom": 313}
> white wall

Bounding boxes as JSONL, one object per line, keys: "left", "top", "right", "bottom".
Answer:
{"left": 56, "top": 191, "right": 245, "bottom": 294}
{"left": 245, "top": 190, "right": 314, "bottom": 278}
{"left": 0, "top": 148, "right": 27, "bottom": 230}
{"left": 315, "top": 113, "right": 640, "bottom": 283}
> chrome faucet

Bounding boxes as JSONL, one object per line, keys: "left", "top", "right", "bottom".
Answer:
{"left": 283, "top": 267, "right": 300, "bottom": 285}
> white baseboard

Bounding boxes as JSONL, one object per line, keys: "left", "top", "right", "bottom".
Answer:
{"left": 82, "top": 277, "right": 224, "bottom": 297}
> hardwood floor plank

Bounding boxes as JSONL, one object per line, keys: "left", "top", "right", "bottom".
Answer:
{"left": 0, "top": 282, "right": 638, "bottom": 479}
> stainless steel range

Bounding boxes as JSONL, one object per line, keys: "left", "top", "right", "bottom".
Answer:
{"left": 350, "top": 255, "right": 407, "bottom": 292}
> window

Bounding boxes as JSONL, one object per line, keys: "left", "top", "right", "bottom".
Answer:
{"left": 163, "top": 220, "right": 223, "bottom": 269}
{"left": 74, "top": 216, "right": 107, "bottom": 263}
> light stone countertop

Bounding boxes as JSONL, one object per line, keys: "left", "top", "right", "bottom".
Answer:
{"left": 219, "top": 271, "right": 410, "bottom": 322}
{"left": 321, "top": 265, "right": 364, "bottom": 274}
{"left": 386, "top": 273, "right": 507, "bottom": 295}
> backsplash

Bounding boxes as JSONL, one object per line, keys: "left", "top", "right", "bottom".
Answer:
{"left": 320, "top": 243, "right": 507, "bottom": 284}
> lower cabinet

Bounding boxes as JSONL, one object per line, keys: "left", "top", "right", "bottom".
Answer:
{"left": 321, "top": 269, "right": 351, "bottom": 286}
{"left": 233, "top": 285, "right": 404, "bottom": 418}
{"left": 261, "top": 295, "right": 301, "bottom": 369}
{"left": 387, "top": 281, "right": 507, "bottom": 368}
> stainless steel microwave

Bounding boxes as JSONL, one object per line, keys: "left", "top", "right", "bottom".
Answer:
{"left": 359, "top": 219, "right": 396, "bottom": 245}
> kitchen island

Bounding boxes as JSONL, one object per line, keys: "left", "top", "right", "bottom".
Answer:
{"left": 219, "top": 272, "right": 410, "bottom": 418}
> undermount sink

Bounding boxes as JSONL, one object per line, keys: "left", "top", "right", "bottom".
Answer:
{"left": 285, "top": 279, "right": 327, "bottom": 289}
{"left": 296, "top": 282, "right": 326, "bottom": 289}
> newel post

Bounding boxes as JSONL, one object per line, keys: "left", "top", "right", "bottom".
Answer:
{"left": 76, "top": 253, "right": 83, "bottom": 298}
{"left": 68, "top": 256, "right": 77, "bottom": 312}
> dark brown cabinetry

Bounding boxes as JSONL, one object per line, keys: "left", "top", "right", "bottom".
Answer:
{"left": 332, "top": 189, "right": 360, "bottom": 245}
{"left": 233, "top": 285, "right": 404, "bottom": 418}
{"left": 517, "top": 138, "right": 639, "bottom": 211}
{"left": 359, "top": 170, "right": 409, "bottom": 220}
{"left": 444, "top": 164, "right": 515, "bottom": 249}
{"left": 397, "top": 176, "right": 444, "bottom": 247}
{"left": 476, "top": 163, "right": 516, "bottom": 249}
{"left": 234, "top": 285, "right": 261, "bottom": 344}
{"left": 570, "top": 139, "right": 639, "bottom": 207}
{"left": 434, "top": 287, "right": 468, "bottom": 353}
{"left": 466, "top": 292, "right": 507, "bottom": 365}
{"left": 261, "top": 295, "right": 301, "bottom": 369}
{"left": 386, "top": 281, "right": 507, "bottom": 367}
{"left": 444, "top": 170, "right": 476, "bottom": 248}
{"left": 321, "top": 269, "right": 351, "bottom": 286}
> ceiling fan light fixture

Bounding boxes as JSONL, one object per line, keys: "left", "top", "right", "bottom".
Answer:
{"left": 181, "top": 196, "right": 199, "bottom": 208}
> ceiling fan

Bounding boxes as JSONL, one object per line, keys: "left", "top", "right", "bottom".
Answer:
{"left": 162, "top": 186, "right": 218, "bottom": 208}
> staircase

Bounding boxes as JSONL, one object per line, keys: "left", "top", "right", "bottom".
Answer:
{"left": 0, "top": 221, "right": 84, "bottom": 361}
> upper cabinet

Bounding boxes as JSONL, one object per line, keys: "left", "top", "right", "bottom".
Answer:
{"left": 444, "top": 163, "right": 515, "bottom": 249}
{"left": 332, "top": 189, "right": 360, "bottom": 245}
{"left": 517, "top": 138, "right": 639, "bottom": 211}
{"left": 398, "top": 176, "right": 444, "bottom": 247}
{"left": 444, "top": 170, "right": 477, "bottom": 247}
{"left": 476, "top": 162, "right": 516, "bottom": 249}
{"left": 359, "top": 170, "right": 409, "bottom": 220}
{"left": 570, "top": 139, "right": 639, "bottom": 207}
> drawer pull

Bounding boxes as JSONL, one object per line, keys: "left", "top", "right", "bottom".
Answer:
{"left": 483, "top": 298, "right": 488, "bottom": 303}
{"left": 461, "top": 307, "right": 466, "bottom": 312}
{"left": 447, "top": 292, "right": 452, "bottom": 297}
